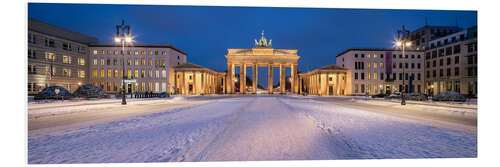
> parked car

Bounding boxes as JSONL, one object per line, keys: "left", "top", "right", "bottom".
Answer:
{"left": 158, "top": 92, "right": 169, "bottom": 98}
{"left": 371, "top": 93, "right": 387, "bottom": 98}
{"left": 432, "top": 91, "right": 466, "bottom": 102}
{"left": 406, "top": 93, "right": 428, "bottom": 101}
{"left": 387, "top": 92, "right": 402, "bottom": 99}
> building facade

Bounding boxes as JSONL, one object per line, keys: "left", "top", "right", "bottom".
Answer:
{"left": 174, "top": 63, "right": 226, "bottom": 95}
{"left": 403, "top": 25, "right": 461, "bottom": 51}
{"left": 336, "top": 48, "right": 425, "bottom": 96}
{"left": 28, "top": 18, "right": 99, "bottom": 95}
{"left": 424, "top": 26, "right": 477, "bottom": 97}
{"left": 88, "top": 44, "right": 187, "bottom": 94}
{"left": 298, "top": 64, "right": 351, "bottom": 96}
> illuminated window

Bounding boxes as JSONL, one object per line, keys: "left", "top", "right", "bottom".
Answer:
{"left": 100, "top": 69, "right": 105, "bottom": 78}
{"left": 149, "top": 70, "right": 153, "bottom": 77}
{"left": 114, "top": 69, "right": 118, "bottom": 78}
{"left": 367, "top": 54, "right": 371, "bottom": 58}
{"left": 135, "top": 59, "right": 139, "bottom": 65}
{"left": 100, "top": 59, "right": 105, "bottom": 65}
{"left": 141, "top": 50, "right": 145, "bottom": 55}
{"left": 141, "top": 59, "right": 146, "bottom": 65}
{"left": 380, "top": 63, "right": 384, "bottom": 69}
{"left": 373, "top": 62, "right": 377, "bottom": 68}
{"left": 127, "top": 70, "right": 132, "bottom": 79}
{"left": 367, "top": 62, "right": 371, "bottom": 68}
{"left": 78, "top": 70, "right": 85, "bottom": 78}
{"left": 107, "top": 69, "right": 112, "bottom": 78}
{"left": 78, "top": 58, "right": 85, "bottom": 65}
{"left": 99, "top": 50, "right": 104, "bottom": 54}
{"left": 92, "top": 69, "right": 97, "bottom": 77}
{"left": 367, "top": 72, "right": 371, "bottom": 80}
{"left": 149, "top": 59, "right": 153, "bottom": 66}
{"left": 134, "top": 70, "right": 139, "bottom": 78}
{"left": 62, "top": 69, "right": 71, "bottom": 77}
{"left": 135, "top": 51, "right": 139, "bottom": 55}
{"left": 374, "top": 72, "right": 378, "bottom": 80}
{"left": 373, "top": 54, "right": 378, "bottom": 58}
{"left": 149, "top": 51, "right": 153, "bottom": 55}
{"left": 162, "top": 70, "right": 167, "bottom": 78}
{"left": 45, "top": 52, "right": 55, "bottom": 61}
{"left": 156, "top": 70, "right": 160, "bottom": 78}
{"left": 62, "top": 55, "right": 71, "bottom": 64}
{"left": 93, "top": 59, "right": 97, "bottom": 65}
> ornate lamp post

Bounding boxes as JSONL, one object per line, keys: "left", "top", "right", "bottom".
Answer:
{"left": 114, "top": 20, "right": 133, "bottom": 105}
{"left": 395, "top": 25, "right": 411, "bottom": 105}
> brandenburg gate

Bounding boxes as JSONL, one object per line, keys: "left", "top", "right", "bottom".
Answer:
{"left": 225, "top": 30, "right": 300, "bottom": 94}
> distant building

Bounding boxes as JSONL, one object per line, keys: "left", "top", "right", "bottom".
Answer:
{"left": 28, "top": 18, "right": 187, "bottom": 95}
{"left": 28, "top": 18, "right": 98, "bottom": 95}
{"left": 336, "top": 48, "right": 425, "bottom": 95}
{"left": 403, "top": 25, "right": 461, "bottom": 51}
{"left": 424, "top": 26, "right": 477, "bottom": 97}
{"left": 88, "top": 44, "right": 187, "bottom": 94}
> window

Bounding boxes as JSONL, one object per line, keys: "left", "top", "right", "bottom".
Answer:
{"left": 373, "top": 54, "right": 377, "bottom": 58}
{"left": 93, "top": 59, "right": 98, "bottom": 65}
{"left": 445, "top": 47, "right": 452, "bottom": 56}
{"left": 367, "top": 62, "right": 371, "bottom": 68}
{"left": 373, "top": 62, "right": 377, "bottom": 68}
{"left": 149, "top": 51, "right": 153, "bottom": 55}
{"left": 455, "top": 81, "right": 460, "bottom": 93}
{"left": 411, "top": 63, "right": 415, "bottom": 69}
{"left": 354, "top": 54, "right": 358, "bottom": 58}
{"left": 78, "top": 70, "right": 85, "bottom": 78}
{"left": 28, "top": 49, "right": 36, "bottom": 59}
{"left": 62, "top": 43, "right": 72, "bottom": 51}
{"left": 149, "top": 70, "right": 153, "bottom": 78}
{"left": 468, "top": 44, "right": 474, "bottom": 53}
{"left": 135, "top": 59, "right": 139, "bottom": 65}
{"left": 127, "top": 70, "right": 132, "bottom": 79}
{"left": 114, "top": 70, "right": 119, "bottom": 78}
{"left": 454, "top": 45, "right": 461, "bottom": 54}
{"left": 361, "top": 54, "right": 365, "bottom": 58}
{"left": 28, "top": 64, "right": 36, "bottom": 74}
{"left": 361, "top": 73, "right": 365, "bottom": 80}
{"left": 367, "top": 54, "right": 371, "bottom": 58}
{"left": 433, "top": 60, "right": 436, "bottom": 67}
{"left": 44, "top": 38, "right": 55, "bottom": 48}
{"left": 399, "top": 73, "right": 403, "bottom": 80}
{"left": 107, "top": 69, "right": 112, "bottom": 78}
{"left": 100, "top": 59, "right": 105, "bottom": 65}
{"left": 106, "top": 59, "right": 111, "bottom": 65}
{"left": 141, "top": 50, "right": 146, "bottom": 55}
{"left": 381, "top": 54, "right": 384, "bottom": 58}
{"left": 439, "top": 49, "right": 444, "bottom": 57}
{"left": 439, "top": 69, "right": 443, "bottom": 77}
{"left": 433, "top": 70, "right": 436, "bottom": 77}
{"left": 354, "top": 73, "right": 358, "bottom": 80}
{"left": 467, "top": 56, "right": 474, "bottom": 64}
{"left": 373, "top": 72, "right": 378, "bottom": 80}
{"left": 439, "top": 59, "right": 443, "bottom": 66}
{"left": 455, "top": 67, "right": 460, "bottom": 76}
{"left": 367, "top": 72, "right": 371, "bottom": 80}
{"left": 417, "top": 73, "right": 421, "bottom": 80}
{"left": 93, "top": 50, "right": 98, "bottom": 55}
{"left": 100, "top": 69, "right": 105, "bottom": 78}
{"left": 99, "top": 50, "right": 104, "bottom": 54}
{"left": 141, "top": 70, "right": 145, "bottom": 78}
{"left": 28, "top": 33, "right": 36, "bottom": 44}
{"left": 149, "top": 59, "right": 153, "bottom": 66}
{"left": 447, "top": 57, "right": 451, "bottom": 65}
{"left": 45, "top": 52, "right": 55, "bottom": 61}
{"left": 380, "top": 73, "right": 384, "bottom": 80}
{"left": 380, "top": 63, "right": 384, "bottom": 69}
{"left": 135, "top": 51, "right": 139, "bottom": 55}
{"left": 467, "top": 67, "right": 473, "bottom": 76}
{"left": 162, "top": 70, "right": 167, "bottom": 78}
{"left": 417, "top": 63, "right": 421, "bottom": 69}
{"left": 455, "top": 56, "right": 460, "bottom": 64}
{"left": 62, "top": 56, "right": 72, "bottom": 64}
{"left": 156, "top": 70, "right": 160, "bottom": 78}
{"left": 92, "top": 69, "right": 98, "bottom": 77}
{"left": 432, "top": 51, "right": 437, "bottom": 58}
{"left": 426, "top": 61, "right": 430, "bottom": 68}
{"left": 127, "top": 59, "right": 132, "bottom": 66}
{"left": 135, "top": 70, "right": 139, "bottom": 78}
{"left": 447, "top": 68, "right": 451, "bottom": 76}
{"left": 405, "top": 63, "right": 408, "bottom": 69}
{"left": 113, "top": 59, "right": 118, "bottom": 65}
{"left": 78, "top": 58, "right": 85, "bottom": 65}
{"left": 62, "top": 69, "right": 71, "bottom": 77}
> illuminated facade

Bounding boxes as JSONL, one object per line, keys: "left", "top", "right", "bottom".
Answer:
{"left": 88, "top": 44, "right": 187, "bottom": 94}
{"left": 28, "top": 18, "right": 98, "bottom": 95}
{"left": 424, "top": 26, "right": 477, "bottom": 97}
{"left": 298, "top": 64, "right": 351, "bottom": 96}
{"left": 174, "top": 63, "right": 226, "bottom": 95}
{"left": 336, "top": 48, "right": 425, "bottom": 95}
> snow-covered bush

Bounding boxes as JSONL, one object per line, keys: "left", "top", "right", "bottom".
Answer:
{"left": 34, "top": 86, "right": 73, "bottom": 100}
{"left": 432, "top": 91, "right": 466, "bottom": 102}
{"left": 73, "top": 84, "right": 109, "bottom": 99}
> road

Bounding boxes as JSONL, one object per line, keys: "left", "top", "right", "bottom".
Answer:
{"left": 28, "top": 96, "right": 477, "bottom": 164}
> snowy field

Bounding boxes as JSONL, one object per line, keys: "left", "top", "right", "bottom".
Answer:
{"left": 28, "top": 96, "right": 476, "bottom": 164}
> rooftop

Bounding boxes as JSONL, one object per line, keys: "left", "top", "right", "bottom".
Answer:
{"left": 28, "top": 18, "right": 99, "bottom": 45}
{"left": 336, "top": 48, "right": 422, "bottom": 57}
{"left": 89, "top": 44, "right": 187, "bottom": 55}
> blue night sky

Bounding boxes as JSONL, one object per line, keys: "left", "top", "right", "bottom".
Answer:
{"left": 28, "top": 3, "right": 476, "bottom": 86}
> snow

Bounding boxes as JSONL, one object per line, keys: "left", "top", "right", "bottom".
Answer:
{"left": 28, "top": 96, "right": 476, "bottom": 164}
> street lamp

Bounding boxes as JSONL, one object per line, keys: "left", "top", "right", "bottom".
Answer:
{"left": 395, "top": 25, "right": 411, "bottom": 105}
{"left": 115, "top": 20, "right": 133, "bottom": 105}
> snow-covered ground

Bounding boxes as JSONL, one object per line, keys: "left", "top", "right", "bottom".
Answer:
{"left": 28, "top": 96, "right": 476, "bottom": 164}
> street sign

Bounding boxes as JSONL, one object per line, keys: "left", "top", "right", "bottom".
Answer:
{"left": 124, "top": 79, "right": 136, "bottom": 83}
